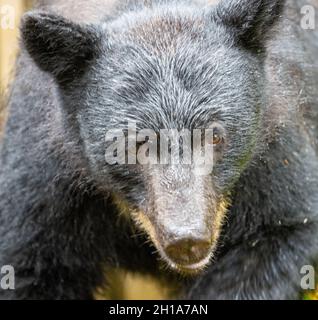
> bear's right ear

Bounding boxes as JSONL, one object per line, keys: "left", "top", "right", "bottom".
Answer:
{"left": 21, "top": 11, "right": 101, "bottom": 84}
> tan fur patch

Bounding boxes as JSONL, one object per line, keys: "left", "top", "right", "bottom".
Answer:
{"left": 94, "top": 269, "right": 176, "bottom": 300}
{"left": 132, "top": 209, "right": 161, "bottom": 250}
{"left": 111, "top": 193, "right": 134, "bottom": 219}
{"left": 212, "top": 196, "right": 230, "bottom": 243}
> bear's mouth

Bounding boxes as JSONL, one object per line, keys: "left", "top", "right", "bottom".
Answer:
{"left": 155, "top": 242, "right": 215, "bottom": 275}
{"left": 169, "top": 255, "right": 213, "bottom": 274}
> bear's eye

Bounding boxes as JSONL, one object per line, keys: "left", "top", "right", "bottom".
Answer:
{"left": 211, "top": 127, "right": 225, "bottom": 146}
{"left": 212, "top": 132, "right": 222, "bottom": 145}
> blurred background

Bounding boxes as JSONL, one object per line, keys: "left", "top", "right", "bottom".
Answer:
{"left": 0, "top": 0, "right": 31, "bottom": 92}
{"left": 0, "top": 0, "right": 317, "bottom": 300}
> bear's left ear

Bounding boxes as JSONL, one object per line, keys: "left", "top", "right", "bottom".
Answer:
{"left": 213, "top": 0, "right": 286, "bottom": 51}
{"left": 21, "top": 11, "right": 102, "bottom": 84}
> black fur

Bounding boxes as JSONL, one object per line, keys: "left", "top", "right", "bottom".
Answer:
{"left": 0, "top": 0, "right": 317, "bottom": 300}
{"left": 214, "top": 0, "right": 286, "bottom": 50}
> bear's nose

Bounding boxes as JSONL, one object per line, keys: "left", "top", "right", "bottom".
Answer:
{"left": 165, "top": 238, "right": 211, "bottom": 266}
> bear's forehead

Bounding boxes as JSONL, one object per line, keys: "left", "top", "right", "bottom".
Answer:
{"left": 128, "top": 15, "right": 205, "bottom": 50}
{"left": 107, "top": 8, "right": 208, "bottom": 56}
{"left": 136, "top": 18, "right": 206, "bottom": 55}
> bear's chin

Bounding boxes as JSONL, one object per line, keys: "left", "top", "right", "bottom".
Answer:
{"left": 159, "top": 248, "right": 214, "bottom": 275}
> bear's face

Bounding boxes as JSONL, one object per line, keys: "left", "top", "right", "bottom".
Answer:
{"left": 22, "top": 0, "right": 284, "bottom": 274}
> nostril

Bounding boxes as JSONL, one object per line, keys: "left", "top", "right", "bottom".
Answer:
{"left": 165, "top": 238, "right": 211, "bottom": 265}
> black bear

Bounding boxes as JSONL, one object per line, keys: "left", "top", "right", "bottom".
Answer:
{"left": 0, "top": 0, "right": 318, "bottom": 299}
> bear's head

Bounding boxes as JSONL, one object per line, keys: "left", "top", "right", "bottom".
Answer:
{"left": 21, "top": 0, "right": 285, "bottom": 274}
